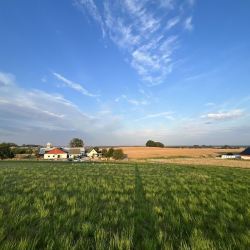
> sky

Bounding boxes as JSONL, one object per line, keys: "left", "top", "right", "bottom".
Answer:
{"left": 0, "top": 0, "right": 250, "bottom": 146}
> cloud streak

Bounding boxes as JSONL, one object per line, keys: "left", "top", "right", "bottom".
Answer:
{"left": 75, "top": 0, "right": 195, "bottom": 85}
{"left": 53, "top": 72, "right": 98, "bottom": 97}
{"left": 201, "top": 109, "right": 245, "bottom": 121}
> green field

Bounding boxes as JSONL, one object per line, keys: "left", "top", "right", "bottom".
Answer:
{"left": 0, "top": 161, "right": 250, "bottom": 249}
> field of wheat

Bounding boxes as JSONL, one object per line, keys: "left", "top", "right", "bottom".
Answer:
{"left": 0, "top": 161, "right": 250, "bottom": 249}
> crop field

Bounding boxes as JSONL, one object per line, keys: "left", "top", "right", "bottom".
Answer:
{"left": 0, "top": 161, "right": 250, "bottom": 249}
{"left": 120, "top": 146, "right": 244, "bottom": 159}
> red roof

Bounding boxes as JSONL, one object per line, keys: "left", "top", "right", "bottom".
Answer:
{"left": 46, "top": 148, "right": 66, "bottom": 154}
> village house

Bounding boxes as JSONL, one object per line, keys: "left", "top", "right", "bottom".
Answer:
{"left": 240, "top": 147, "right": 250, "bottom": 160}
{"left": 86, "top": 148, "right": 99, "bottom": 158}
{"left": 44, "top": 148, "right": 68, "bottom": 160}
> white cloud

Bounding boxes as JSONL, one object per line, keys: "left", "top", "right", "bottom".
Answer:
{"left": 136, "top": 111, "right": 175, "bottom": 121}
{"left": 53, "top": 72, "right": 98, "bottom": 97}
{"left": 115, "top": 94, "right": 148, "bottom": 106}
{"left": 184, "top": 16, "right": 193, "bottom": 31}
{"left": 201, "top": 109, "right": 245, "bottom": 121}
{"left": 73, "top": 0, "right": 106, "bottom": 37}
{"left": 0, "top": 71, "right": 122, "bottom": 145}
{"left": 75, "top": 0, "right": 195, "bottom": 85}
{"left": 205, "top": 102, "right": 215, "bottom": 107}
{"left": 0, "top": 72, "right": 15, "bottom": 87}
{"left": 166, "top": 16, "right": 180, "bottom": 30}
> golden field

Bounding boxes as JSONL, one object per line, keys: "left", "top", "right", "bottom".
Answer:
{"left": 120, "top": 146, "right": 244, "bottom": 159}
{"left": 119, "top": 147, "right": 250, "bottom": 168}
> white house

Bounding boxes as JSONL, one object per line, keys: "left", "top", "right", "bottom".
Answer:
{"left": 87, "top": 149, "right": 99, "bottom": 158}
{"left": 44, "top": 148, "right": 67, "bottom": 160}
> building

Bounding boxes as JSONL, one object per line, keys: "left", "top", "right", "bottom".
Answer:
{"left": 44, "top": 148, "right": 67, "bottom": 160}
{"left": 87, "top": 148, "right": 99, "bottom": 158}
{"left": 240, "top": 147, "right": 250, "bottom": 160}
{"left": 221, "top": 153, "right": 240, "bottom": 159}
{"left": 39, "top": 142, "right": 55, "bottom": 156}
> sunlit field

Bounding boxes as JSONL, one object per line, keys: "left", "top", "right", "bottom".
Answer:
{"left": 0, "top": 161, "right": 250, "bottom": 249}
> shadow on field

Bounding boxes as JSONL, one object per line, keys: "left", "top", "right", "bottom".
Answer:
{"left": 133, "top": 165, "right": 160, "bottom": 249}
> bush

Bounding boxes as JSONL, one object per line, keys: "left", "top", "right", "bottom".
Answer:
{"left": 0, "top": 144, "right": 14, "bottom": 159}
{"left": 113, "top": 149, "right": 126, "bottom": 160}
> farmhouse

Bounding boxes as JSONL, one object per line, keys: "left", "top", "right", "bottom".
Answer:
{"left": 87, "top": 148, "right": 99, "bottom": 158}
{"left": 44, "top": 148, "right": 67, "bottom": 160}
{"left": 240, "top": 147, "right": 250, "bottom": 160}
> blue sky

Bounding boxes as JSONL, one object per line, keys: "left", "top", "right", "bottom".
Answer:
{"left": 0, "top": 0, "right": 250, "bottom": 146}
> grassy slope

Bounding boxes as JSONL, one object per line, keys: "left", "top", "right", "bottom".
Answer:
{"left": 0, "top": 161, "right": 249, "bottom": 249}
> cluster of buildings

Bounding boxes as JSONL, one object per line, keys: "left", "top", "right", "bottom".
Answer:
{"left": 39, "top": 142, "right": 100, "bottom": 160}
{"left": 221, "top": 147, "right": 250, "bottom": 160}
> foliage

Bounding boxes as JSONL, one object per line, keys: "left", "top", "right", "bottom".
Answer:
{"left": 69, "top": 138, "right": 84, "bottom": 147}
{"left": 0, "top": 143, "right": 15, "bottom": 159}
{"left": 12, "top": 147, "right": 33, "bottom": 154}
{"left": 0, "top": 161, "right": 249, "bottom": 249}
{"left": 146, "top": 140, "right": 164, "bottom": 148}
{"left": 106, "top": 147, "right": 114, "bottom": 158}
{"left": 101, "top": 148, "right": 108, "bottom": 157}
{"left": 112, "top": 149, "right": 126, "bottom": 160}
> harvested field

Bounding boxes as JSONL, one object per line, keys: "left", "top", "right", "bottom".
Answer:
{"left": 120, "top": 146, "right": 244, "bottom": 159}
{"left": 146, "top": 157, "right": 250, "bottom": 168}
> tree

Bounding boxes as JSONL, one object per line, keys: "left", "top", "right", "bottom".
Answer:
{"left": 146, "top": 140, "right": 155, "bottom": 147}
{"left": 101, "top": 148, "right": 108, "bottom": 157}
{"left": 94, "top": 147, "right": 100, "bottom": 153}
{"left": 0, "top": 144, "right": 14, "bottom": 160}
{"left": 69, "top": 138, "right": 84, "bottom": 147}
{"left": 113, "top": 149, "right": 126, "bottom": 160}
{"left": 107, "top": 148, "right": 114, "bottom": 158}
{"left": 146, "top": 140, "right": 164, "bottom": 148}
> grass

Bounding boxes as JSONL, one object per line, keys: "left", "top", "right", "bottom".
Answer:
{"left": 0, "top": 161, "right": 250, "bottom": 249}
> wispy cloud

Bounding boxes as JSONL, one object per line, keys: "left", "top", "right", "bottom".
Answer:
{"left": 73, "top": 0, "right": 106, "bottom": 37}
{"left": 166, "top": 16, "right": 180, "bottom": 30}
{"left": 183, "top": 16, "right": 193, "bottom": 31}
{"left": 0, "top": 71, "right": 123, "bottom": 145}
{"left": 53, "top": 72, "right": 98, "bottom": 97}
{"left": 115, "top": 94, "right": 148, "bottom": 106}
{"left": 136, "top": 111, "right": 175, "bottom": 121}
{"left": 0, "top": 72, "right": 15, "bottom": 86}
{"left": 75, "top": 0, "right": 195, "bottom": 85}
{"left": 201, "top": 109, "right": 245, "bottom": 121}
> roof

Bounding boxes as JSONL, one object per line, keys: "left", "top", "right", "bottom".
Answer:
{"left": 240, "top": 147, "right": 250, "bottom": 156}
{"left": 68, "top": 148, "right": 81, "bottom": 154}
{"left": 46, "top": 148, "right": 67, "bottom": 155}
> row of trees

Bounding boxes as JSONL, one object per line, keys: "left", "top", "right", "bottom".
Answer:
{"left": 146, "top": 140, "right": 165, "bottom": 148}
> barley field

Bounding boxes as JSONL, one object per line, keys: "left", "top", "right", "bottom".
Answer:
{"left": 0, "top": 161, "right": 250, "bottom": 249}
